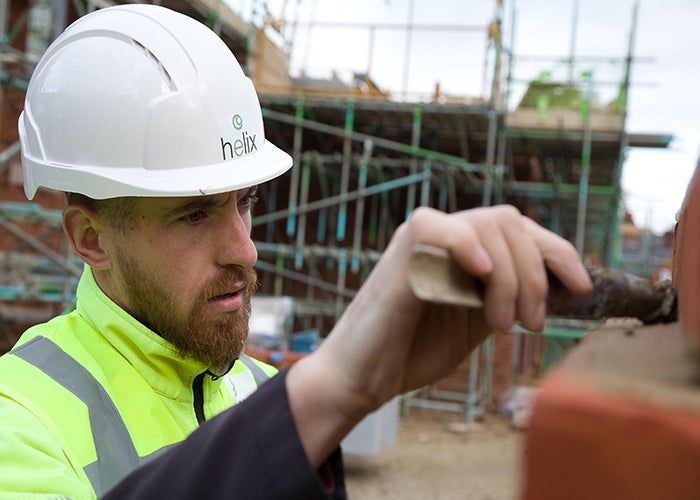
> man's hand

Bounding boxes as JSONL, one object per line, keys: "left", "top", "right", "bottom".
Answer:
{"left": 286, "top": 205, "right": 593, "bottom": 466}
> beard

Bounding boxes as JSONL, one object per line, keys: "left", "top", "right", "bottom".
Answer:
{"left": 114, "top": 249, "right": 258, "bottom": 370}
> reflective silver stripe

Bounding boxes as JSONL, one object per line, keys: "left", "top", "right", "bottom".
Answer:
{"left": 11, "top": 336, "right": 139, "bottom": 497}
{"left": 11, "top": 337, "right": 269, "bottom": 495}
{"left": 238, "top": 353, "right": 271, "bottom": 386}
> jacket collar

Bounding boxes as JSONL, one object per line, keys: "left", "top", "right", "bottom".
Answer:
{"left": 75, "top": 266, "right": 223, "bottom": 401}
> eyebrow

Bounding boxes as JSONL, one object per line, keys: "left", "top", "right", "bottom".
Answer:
{"left": 157, "top": 196, "right": 220, "bottom": 221}
{"left": 158, "top": 186, "right": 258, "bottom": 221}
{"left": 174, "top": 197, "right": 219, "bottom": 213}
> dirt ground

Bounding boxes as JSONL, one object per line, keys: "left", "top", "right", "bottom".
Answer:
{"left": 343, "top": 409, "right": 525, "bottom": 500}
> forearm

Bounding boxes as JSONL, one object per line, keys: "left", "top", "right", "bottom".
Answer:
{"left": 283, "top": 205, "right": 594, "bottom": 471}
{"left": 285, "top": 351, "right": 371, "bottom": 468}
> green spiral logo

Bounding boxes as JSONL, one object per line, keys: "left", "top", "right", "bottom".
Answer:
{"left": 232, "top": 114, "right": 244, "bottom": 130}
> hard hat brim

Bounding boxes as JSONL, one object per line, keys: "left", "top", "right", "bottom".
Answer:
{"left": 22, "top": 139, "right": 293, "bottom": 200}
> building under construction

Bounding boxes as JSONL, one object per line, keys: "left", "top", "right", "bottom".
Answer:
{"left": 0, "top": 0, "right": 671, "bottom": 416}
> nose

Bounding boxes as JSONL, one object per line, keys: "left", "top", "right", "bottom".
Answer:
{"left": 217, "top": 211, "right": 258, "bottom": 269}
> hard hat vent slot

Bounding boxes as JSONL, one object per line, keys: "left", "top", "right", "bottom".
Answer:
{"left": 130, "top": 38, "right": 175, "bottom": 90}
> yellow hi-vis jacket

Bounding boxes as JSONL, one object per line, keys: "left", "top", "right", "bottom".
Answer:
{"left": 0, "top": 267, "right": 276, "bottom": 498}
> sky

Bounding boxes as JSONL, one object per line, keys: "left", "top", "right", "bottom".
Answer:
{"left": 231, "top": 0, "right": 700, "bottom": 234}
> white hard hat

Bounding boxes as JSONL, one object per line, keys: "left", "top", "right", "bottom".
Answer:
{"left": 19, "top": 4, "right": 292, "bottom": 200}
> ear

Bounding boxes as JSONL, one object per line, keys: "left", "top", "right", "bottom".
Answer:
{"left": 62, "top": 205, "right": 113, "bottom": 270}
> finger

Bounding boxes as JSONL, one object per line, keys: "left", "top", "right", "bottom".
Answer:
{"left": 407, "top": 206, "right": 537, "bottom": 331}
{"left": 472, "top": 206, "right": 547, "bottom": 332}
{"left": 500, "top": 214, "right": 548, "bottom": 332}
{"left": 473, "top": 211, "right": 519, "bottom": 331}
{"left": 522, "top": 217, "right": 593, "bottom": 295}
{"left": 405, "top": 207, "right": 494, "bottom": 277}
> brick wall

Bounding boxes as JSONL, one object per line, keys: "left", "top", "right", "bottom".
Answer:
{"left": 430, "top": 330, "right": 550, "bottom": 410}
{"left": 433, "top": 331, "right": 516, "bottom": 407}
{"left": 0, "top": 1, "right": 67, "bottom": 349}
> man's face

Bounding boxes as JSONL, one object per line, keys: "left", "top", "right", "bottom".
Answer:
{"left": 99, "top": 187, "right": 260, "bottom": 369}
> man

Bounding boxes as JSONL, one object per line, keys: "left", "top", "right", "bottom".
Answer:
{"left": 0, "top": 4, "right": 592, "bottom": 499}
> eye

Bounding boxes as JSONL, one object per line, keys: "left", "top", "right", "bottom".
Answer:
{"left": 180, "top": 210, "right": 207, "bottom": 224}
{"left": 238, "top": 192, "right": 259, "bottom": 211}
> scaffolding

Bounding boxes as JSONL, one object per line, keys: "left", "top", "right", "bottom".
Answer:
{"left": 0, "top": 0, "right": 672, "bottom": 419}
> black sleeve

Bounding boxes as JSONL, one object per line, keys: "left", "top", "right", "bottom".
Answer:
{"left": 103, "top": 367, "right": 346, "bottom": 499}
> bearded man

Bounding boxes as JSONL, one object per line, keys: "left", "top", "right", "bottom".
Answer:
{"left": 0, "top": 5, "right": 592, "bottom": 499}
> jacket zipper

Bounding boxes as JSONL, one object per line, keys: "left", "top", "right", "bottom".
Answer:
{"left": 192, "top": 371, "right": 206, "bottom": 425}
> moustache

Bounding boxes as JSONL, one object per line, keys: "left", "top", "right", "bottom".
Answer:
{"left": 202, "top": 267, "right": 259, "bottom": 302}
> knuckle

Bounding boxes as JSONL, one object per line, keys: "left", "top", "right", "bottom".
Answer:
{"left": 489, "top": 204, "right": 525, "bottom": 228}
{"left": 404, "top": 206, "right": 439, "bottom": 236}
{"left": 495, "top": 204, "right": 522, "bottom": 220}
{"left": 408, "top": 206, "right": 436, "bottom": 223}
